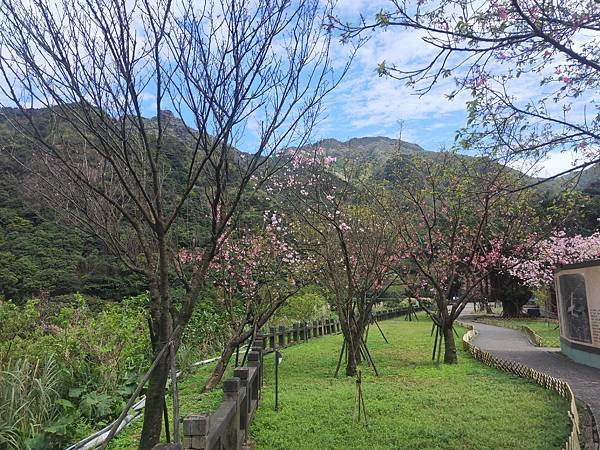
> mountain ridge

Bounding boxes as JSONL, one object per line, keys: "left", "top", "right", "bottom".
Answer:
{"left": 314, "top": 135, "right": 430, "bottom": 166}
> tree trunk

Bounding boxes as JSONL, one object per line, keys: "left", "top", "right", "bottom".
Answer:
{"left": 140, "top": 276, "right": 173, "bottom": 450}
{"left": 548, "top": 286, "right": 558, "bottom": 315}
{"left": 345, "top": 339, "right": 359, "bottom": 376}
{"left": 345, "top": 327, "right": 362, "bottom": 376}
{"left": 203, "top": 342, "right": 237, "bottom": 392}
{"left": 139, "top": 348, "right": 170, "bottom": 450}
{"left": 442, "top": 320, "right": 458, "bottom": 364}
{"left": 501, "top": 299, "right": 521, "bottom": 317}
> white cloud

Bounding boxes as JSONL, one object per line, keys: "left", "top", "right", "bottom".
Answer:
{"left": 537, "top": 150, "right": 579, "bottom": 177}
{"left": 319, "top": 1, "right": 598, "bottom": 173}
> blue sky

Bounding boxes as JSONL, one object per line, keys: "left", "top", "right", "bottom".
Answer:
{"left": 298, "top": 0, "right": 580, "bottom": 177}
{"left": 307, "top": 0, "right": 471, "bottom": 152}
{"left": 0, "top": 0, "right": 579, "bottom": 177}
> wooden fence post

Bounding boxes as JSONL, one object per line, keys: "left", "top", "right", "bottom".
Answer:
{"left": 251, "top": 340, "right": 264, "bottom": 387}
{"left": 223, "top": 378, "right": 241, "bottom": 450}
{"left": 278, "top": 326, "right": 285, "bottom": 348}
{"left": 255, "top": 334, "right": 265, "bottom": 351}
{"left": 269, "top": 327, "right": 276, "bottom": 350}
{"left": 233, "top": 367, "right": 250, "bottom": 442}
{"left": 183, "top": 413, "right": 209, "bottom": 450}
{"left": 248, "top": 351, "right": 262, "bottom": 393}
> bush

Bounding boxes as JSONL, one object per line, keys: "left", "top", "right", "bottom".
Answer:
{"left": 270, "top": 287, "right": 330, "bottom": 325}
{"left": 0, "top": 294, "right": 151, "bottom": 447}
{"left": 0, "top": 291, "right": 236, "bottom": 447}
{"left": 182, "top": 298, "right": 232, "bottom": 358}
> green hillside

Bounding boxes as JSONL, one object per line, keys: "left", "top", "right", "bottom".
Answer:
{"left": 316, "top": 136, "right": 431, "bottom": 165}
{"left": 1, "top": 106, "right": 598, "bottom": 303}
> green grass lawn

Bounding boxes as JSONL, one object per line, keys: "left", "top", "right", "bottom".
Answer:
{"left": 478, "top": 317, "right": 561, "bottom": 347}
{"left": 109, "top": 316, "right": 570, "bottom": 449}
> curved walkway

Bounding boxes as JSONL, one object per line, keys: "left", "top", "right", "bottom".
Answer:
{"left": 460, "top": 316, "right": 600, "bottom": 436}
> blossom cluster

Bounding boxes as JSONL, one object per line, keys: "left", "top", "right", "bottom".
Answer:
{"left": 502, "top": 230, "right": 600, "bottom": 288}
{"left": 178, "top": 211, "right": 309, "bottom": 300}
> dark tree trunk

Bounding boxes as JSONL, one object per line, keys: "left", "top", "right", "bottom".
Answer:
{"left": 501, "top": 299, "right": 521, "bottom": 317}
{"left": 442, "top": 321, "right": 458, "bottom": 364}
{"left": 489, "top": 270, "right": 531, "bottom": 317}
{"left": 139, "top": 349, "right": 170, "bottom": 450}
{"left": 547, "top": 286, "right": 558, "bottom": 316}
{"left": 140, "top": 279, "right": 173, "bottom": 450}
{"left": 345, "top": 327, "right": 362, "bottom": 376}
{"left": 203, "top": 342, "right": 237, "bottom": 392}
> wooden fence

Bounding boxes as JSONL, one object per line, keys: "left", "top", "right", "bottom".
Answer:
{"left": 153, "top": 308, "right": 412, "bottom": 450}
{"left": 180, "top": 337, "right": 265, "bottom": 450}
{"left": 459, "top": 322, "right": 580, "bottom": 450}
{"left": 262, "top": 308, "right": 412, "bottom": 352}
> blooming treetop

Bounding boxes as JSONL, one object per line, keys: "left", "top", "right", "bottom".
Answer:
{"left": 266, "top": 147, "right": 397, "bottom": 299}
{"left": 387, "top": 153, "right": 534, "bottom": 303}
{"left": 265, "top": 146, "right": 401, "bottom": 375}
{"left": 502, "top": 230, "right": 600, "bottom": 288}
{"left": 178, "top": 211, "right": 309, "bottom": 302}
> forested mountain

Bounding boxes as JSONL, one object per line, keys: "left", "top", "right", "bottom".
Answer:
{"left": 0, "top": 107, "right": 200, "bottom": 303}
{"left": 561, "top": 163, "right": 600, "bottom": 192}
{"left": 316, "top": 135, "right": 600, "bottom": 192}
{"left": 0, "top": 106, "right": 266, "bottom": 303}
{"left": 1, "top": 107, "right": 598, "bottom": 303}
{"left": 315, "top": 136, "right": 431, "bottom": 165}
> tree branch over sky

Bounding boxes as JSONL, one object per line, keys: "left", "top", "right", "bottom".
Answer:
{"left": 0, "top": 0, "right": 350, "bottom": 447}
{"left": 334, "top": 0, "right": 600, "bottom": 180}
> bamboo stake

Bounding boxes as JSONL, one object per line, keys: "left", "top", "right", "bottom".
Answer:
{"left": 170, "top": 342, "right": 180, "bottom": 446}
{"left": 99, "top": 341, "right": 171, "bottom": 449}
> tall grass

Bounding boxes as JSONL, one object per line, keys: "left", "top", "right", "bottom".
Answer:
{"left": 0, "top": 356, "right": 63, "bottom": 449}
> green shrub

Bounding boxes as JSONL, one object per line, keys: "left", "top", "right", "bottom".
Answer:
{"left": 0, "top": 356, "right": 67, "bottom": 449}
{"left": 0, "top": 291, "right": 236, "bottom": 447}
{"left": 182, "top": 298, "right": 232, "bottom": 357}
{"left": 270, "top": 287, "right": 330, "bottom": 325}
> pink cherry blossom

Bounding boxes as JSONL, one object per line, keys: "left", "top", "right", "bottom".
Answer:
{"left": 500, "top": 230, "right": 600, "bottom": 288}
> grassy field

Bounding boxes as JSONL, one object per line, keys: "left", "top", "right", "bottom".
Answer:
{"left": 109, "top": 315, "right": 570, "bottom": 450}
{"left": 478, "top": 317, "right": 561, "bottom": 347}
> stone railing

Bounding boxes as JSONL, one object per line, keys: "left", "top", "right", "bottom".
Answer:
{"left": 459, "top": 322, "right": 580, "bottom": 450}
{"left": 152, "top": 307, "right": 416, "bottom": 450}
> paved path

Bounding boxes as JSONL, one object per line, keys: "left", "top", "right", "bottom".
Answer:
{"left": 460, "top": 316, "right": 600, "bottom": 432}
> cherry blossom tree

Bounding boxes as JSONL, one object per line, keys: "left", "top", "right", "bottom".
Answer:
{"left": 503, "top": 230, "right": 600, "bottom": 288}
{"left": 0, "top": 0, "right": 348, "bottom": 446}
{"left": 336, "top": 0, "right": 600, "bottom": 182}
{"left": 384, "top": 152, "right": 536, "bottom": 363}
{"left": 178, "top": 211, "right": 310, "bottom": 391}
{"left": 267, "top": 148, "right": 398, "bottom": 376}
